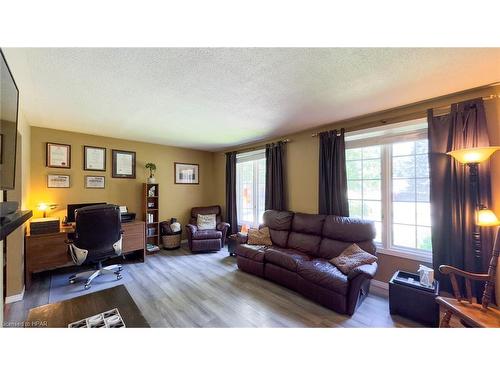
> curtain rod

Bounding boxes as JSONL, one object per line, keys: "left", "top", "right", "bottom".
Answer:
{"left": 311, "top": 93, "right": 500, "bottom": 137}
{"left": 234, "top": 138, "right": 291, "bottom": 154}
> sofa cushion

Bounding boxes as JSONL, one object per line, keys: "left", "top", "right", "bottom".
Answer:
{"left": 263, "top": 210, "right": 294, "bottom": 248}
{"left": 297, "top": 259, "right": 349, "bottom": 295}
{"left": 192, "top": 229, "right": 222, "bottom": 240}
{"left": 322, "top": 216, "right": 376, "bottom": 245}
{"left": 247, "top": 227, "right": 273, "bottom": 246}
{"left": 329, "top": 243, "right": 378, "bottom": 275}
{"left": 287, "top": 232, "right": 322, "bottom": 256}
{"left": 292, "top": 213, "right": 326, "bottom": 236}
{"left": 318, "top": 238, "right": 377, "bottom": 259}
{"left": 236, "top": 244, "right": 266, "bottom": 262}
{"left": 264, "top": 247, "right": 311, "bottom": 272}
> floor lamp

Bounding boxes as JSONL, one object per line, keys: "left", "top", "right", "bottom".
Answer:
{"left": 447, "top": 146, "right": 500, "bottom": 300}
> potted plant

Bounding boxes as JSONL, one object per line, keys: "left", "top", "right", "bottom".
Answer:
{"left": 145, "top": 162, "right": 157, "bottom": 183}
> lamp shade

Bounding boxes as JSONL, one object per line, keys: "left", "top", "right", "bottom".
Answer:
{"left": 447, "top": 146, "right": 500, "bottom": 164}
{"left": 476, "top": 208, "right": 500, "bottom": 227}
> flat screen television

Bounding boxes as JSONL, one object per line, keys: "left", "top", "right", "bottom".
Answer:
{"left": 0, "top": 49, "right": 19, "bottom": 190}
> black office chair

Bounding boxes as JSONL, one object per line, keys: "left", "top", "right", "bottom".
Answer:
{"left": 67, "top": 204, "right": 123, "bottom": 289}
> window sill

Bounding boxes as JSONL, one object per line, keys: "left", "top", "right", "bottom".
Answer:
{"left": 377, "top": 247, "right": 432, "bottom": 263}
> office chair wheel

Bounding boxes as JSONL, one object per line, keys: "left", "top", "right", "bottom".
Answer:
{"left": 118, "top": 266, "right": 123, "bottom": 272}
{"left": 69, "top": 275, "right": 76, "bottom": 284}
{"left": 116, "top": 274, "right": 123, "bottom": 280}
{"left": 84, "top": 283, "right": 91, "bottom": 290}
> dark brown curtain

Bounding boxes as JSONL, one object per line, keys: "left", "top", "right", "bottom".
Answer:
{"left": 225, "top": 151, "right": 238, "bottom": 235}
{"left": 428, "top": 98, "right": 493, "bottom": 295}
{"left": 265, "top": 141, "right": 287, "bottom": 211}
{"left": 318, "top": 128, "right": 349, "bottom": 216}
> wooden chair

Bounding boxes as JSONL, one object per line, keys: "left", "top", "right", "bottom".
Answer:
{"left": 436, "top": 227, "right": 500, "bottom": 327}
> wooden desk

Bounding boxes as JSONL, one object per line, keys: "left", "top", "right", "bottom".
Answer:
{"left": 25, "top": 220, "right": 145, "bottom": 290}
{"left": 26, "top": 285, "right": 150, "bottom": 327}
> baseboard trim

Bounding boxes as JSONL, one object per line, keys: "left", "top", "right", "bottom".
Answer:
{"left": 371, "top": 279, "right": 389, "bottom": 290}
{"left": 5, "top": 286, "right": 25, "bottom": 304}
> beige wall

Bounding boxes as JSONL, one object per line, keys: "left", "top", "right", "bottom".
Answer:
{"left": 214, "top": 86, "right": 500, "bottom": 283}
{"left": 30, "top": 126, "right": 216, "bottom": 234}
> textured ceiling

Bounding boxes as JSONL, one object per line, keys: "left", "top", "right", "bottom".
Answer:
{"left": 3, "top": 48, "right": 500, "bottom": 151}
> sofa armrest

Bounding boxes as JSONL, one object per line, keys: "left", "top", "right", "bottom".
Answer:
{"left": 185, "top": 224, "right": 198, "bottom": 237}
{"left": 235, "top": 232, "right": 248, "bottom": 244}
{"left": 217, "top": 222, "right": 230, "bottom": 245}
{"left": 347, "top": 262, "right": 378, "bottom": 281}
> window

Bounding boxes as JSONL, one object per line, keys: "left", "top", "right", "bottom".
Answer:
{"left": 236, "top": 150, "right": 266, "bottom": 228}
{"left": 346, "top": 119, "right": 432, "bottom": 262}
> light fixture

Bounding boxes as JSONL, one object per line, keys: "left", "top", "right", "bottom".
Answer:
{"left": 37, "top": 203, "right": 58, "bottom": 218}
{"left": 477, "top": 208, "right": 500, "bottom": 227}
{"left": 447, "top": 146, "right": 500, "bottom": 164}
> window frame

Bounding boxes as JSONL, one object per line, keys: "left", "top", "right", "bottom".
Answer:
{"left": 346, "top": 121, "right": 432, "bottom": 263}
{"left": 236, "top": 149, "right": 266, "bottom": 228}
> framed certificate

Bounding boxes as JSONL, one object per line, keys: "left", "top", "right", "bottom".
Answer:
{"left": 84, "top": 146, "right": 106, "bottom": 171}
{"left": 174, "top": 162, "right": 199, "bottom": 184}
{"left": 85, "top": 175, "right": 105, "bottom": 189}
{"left": 112, "top": 149, "right": 136, "bottom": 178}
{"left": 47, "top": 174, "right": 70, "bottom": 188}
{"left": 46, "top": 142, "right": 71, "bottom": 168}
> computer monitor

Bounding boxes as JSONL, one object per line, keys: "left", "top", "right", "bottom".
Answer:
{"left": 67, "top": 202, "right": 106, "bottom": 223}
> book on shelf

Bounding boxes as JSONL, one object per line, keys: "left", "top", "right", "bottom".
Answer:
{"left": 146, "top": 243, "right": 160, "bottom": 252}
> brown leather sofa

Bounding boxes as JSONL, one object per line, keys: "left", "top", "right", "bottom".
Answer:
{"left": 186, "top": 205, "right": 230, "bottom": 252}
{"left": 236, "top": 210, "right": 377, "bottom": 315}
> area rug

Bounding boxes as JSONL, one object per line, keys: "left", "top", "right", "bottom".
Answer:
{"left": 49, "top": 267, "right": 131, "bottom": 304}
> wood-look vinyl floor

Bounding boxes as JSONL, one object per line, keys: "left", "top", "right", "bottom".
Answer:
{"left": 4, "top": 246, "right": 425, "bottom": 328}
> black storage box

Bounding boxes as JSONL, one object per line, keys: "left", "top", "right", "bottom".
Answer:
{"left": 30, "top": 217, "right": 60, "bottom": 235}
{"left": 389, "top": 270, "right": 440, "bottom": 327}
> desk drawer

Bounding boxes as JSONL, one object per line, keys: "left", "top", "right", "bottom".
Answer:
{"left": 26, "top": 233, "right": 72, "bottom": 273}
{"left": 122, "top": 222, "right": 145, "bottom": 253}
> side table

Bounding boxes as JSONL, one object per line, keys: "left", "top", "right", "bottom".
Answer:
{"left": 389, "top": 270, "right": 440, "bottom": 327}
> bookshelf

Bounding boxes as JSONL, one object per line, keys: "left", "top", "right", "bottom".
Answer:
{"left": 143, "top": 183, "right": 160, "bottom": 254}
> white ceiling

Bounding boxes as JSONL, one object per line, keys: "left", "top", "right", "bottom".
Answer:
{"left": 3, "top": 48, "right": 500, "bottom": 151}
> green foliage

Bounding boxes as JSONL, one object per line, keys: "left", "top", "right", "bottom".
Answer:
{"left": 145, "top": 162, "right": 157, "bottom": 171}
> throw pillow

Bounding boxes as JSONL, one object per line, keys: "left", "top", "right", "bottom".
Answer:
{"left": 247, "top": 227, "right": 273, "bottom": 246}
{"left": 329, "top": 243, "right": 377, "bottom": 275}
{"left": 197, "top": 214, "right": 217, "bottom": 230}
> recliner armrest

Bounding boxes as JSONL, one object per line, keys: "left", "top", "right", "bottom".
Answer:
{"left": 347, "top": 262, "right": 378, "bottom": 281}
{"left": 216, "top": 222, "right": 230, "bottom": 231}
{"left": 186, "top": 224, "right": 198, "bottom": 235}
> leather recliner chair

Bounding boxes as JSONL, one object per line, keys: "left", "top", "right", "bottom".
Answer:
{"left": 186, "top": 205, "right": 230, "bottom": 252}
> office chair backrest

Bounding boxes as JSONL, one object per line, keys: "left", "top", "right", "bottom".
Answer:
{"left": 74, "top": 204, "right": 122, "bottom": 261}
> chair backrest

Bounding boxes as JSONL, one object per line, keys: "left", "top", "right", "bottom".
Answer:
{"left": 190, "top": 205, "right": 222, "bottom": 225}
{"left": 74, "top": 204, "right": 122, "bottom": 262}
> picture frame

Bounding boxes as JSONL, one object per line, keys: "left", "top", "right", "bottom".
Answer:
{"left": 84, "top": 145, "right": 106, "bottom": 171}
{"left": 0, "top": 134, "right": 3, "bottom": 164}
{"left": 174, "top": 162, "right": 199, "bottom": 184}
{"left": 85, "top": 175, "right": 105, "bottom": 189}
{"left": 47, "top": 174, "right": 70, "bottom": 188}
{"left": 112, "top": 149, "right": 136, "bottom": 178}
{"left": 46, "top": 142, "right": 71, "bottom": 168}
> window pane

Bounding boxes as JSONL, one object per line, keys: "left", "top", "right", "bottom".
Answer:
{"left": 393, "top": 141, "right": 415, "bottom": 156}
{"left": 348, "top": 200, "right": 362, "bottom": 218}
{"left": 362, "top": 146, "right": 381, "bottom": 159}
{"left": 393, "top": 202, "right": 416, "bottom": 225}
{"left": 363, "top": 179, "right": 381, "bottom": 200}
{"left": 416, "top": 202, "right": 431, "bottom": 226}
{"left": 393, "top": 178, "right": 415, "bottom": 202}
{"left": 393, "top": 224, "right": 416, "bottom": 248}
{"left": 415, "top": 139, "right": 428, "bottom": 154}
{"left": 348, "top": 180, "right": 362, "bottom": 199}
{"left": 346, "top": 160, "right": 362, "bottom": 179}
{"left": 374, "top": 221, "right": 382, "bottom": 243}
{"left": 416, "top": 154, "right": 429, "bottom": 177}
{"left": 363, "top": 201, "right": 381, "bottom": 221}
{"left": 346, "top": 148, "right": 362, "bottom": 160}
{"left": 393, "top": 155, "right": 415, "bottom": 178}
{"left": 417, "top": 226, "right": 432, "bottom": 251}
{"left": 363, "top": 159, "right": 381, "bottom": 179}
{"left": 416, "top": 178, "right": 430, "bottom": 202}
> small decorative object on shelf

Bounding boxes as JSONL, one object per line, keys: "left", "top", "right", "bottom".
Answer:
{"left": 145, "top": 162, "right": 157, "bottom": 184}
{"left": 143, "top": 183, "right": 160, "bottom": 254}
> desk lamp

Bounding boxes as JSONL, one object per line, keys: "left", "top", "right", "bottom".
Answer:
{"left": 37, "top": 203, "right": 58, "bottom": 218}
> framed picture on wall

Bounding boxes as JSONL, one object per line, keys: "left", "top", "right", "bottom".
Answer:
{"left": 85, "top": 175, "right": 105, "bottom": 189}
{"left": 84, "top": 145, "right": 106, "bottom": 171}
{"left": 174, "top": 162, "right": 199, "bottom": 184}
{"left": 46, "top": 142, "right": 71, "bottom": 168}
{"left": 112, "top": 149, "right": 136, "bottom": 178}
{"left": 47, "top": 174, "right": 70, "bottom": 188}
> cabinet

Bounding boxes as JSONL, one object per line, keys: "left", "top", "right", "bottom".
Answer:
{"left": 143, "top": 183, "right": 160, "bottom": 254}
